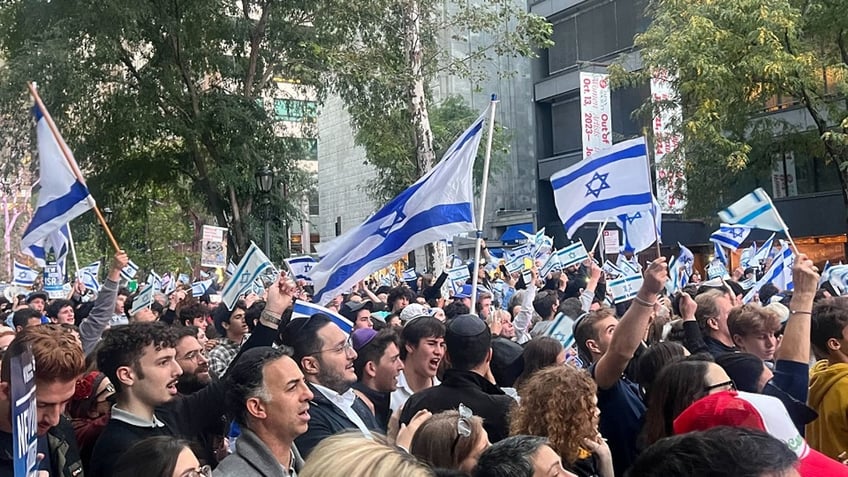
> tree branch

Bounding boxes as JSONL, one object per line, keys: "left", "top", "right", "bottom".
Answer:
{"left": 243, "top": 0, "right": 273, "bottom": 97}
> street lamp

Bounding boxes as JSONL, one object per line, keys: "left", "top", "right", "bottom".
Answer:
{"left": 254, "top": 166, "right": 274, "bottom": 259}
{"left": 103, "top": 207, "right": 113, "bottom": 225}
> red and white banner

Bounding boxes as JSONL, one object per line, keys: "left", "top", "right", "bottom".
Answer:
{"left": 651, "top": 70, "right": 685, "bottom": 213}
{"left": 579, "top": 72, "right": 612, "bottom": 160}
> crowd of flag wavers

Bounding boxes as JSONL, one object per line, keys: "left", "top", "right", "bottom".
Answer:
{"left": 5, "top": 93, "right": 848, "bottom": 476}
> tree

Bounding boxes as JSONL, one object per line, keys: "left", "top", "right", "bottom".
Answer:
{"left": 0, "top": 0, "right": 341, "bottom": 258}
{"left": 328, "top": 0, "right": 551, "bottom": 270}
{"left": 611, "top": 0, "right": 848, "bottom": 218}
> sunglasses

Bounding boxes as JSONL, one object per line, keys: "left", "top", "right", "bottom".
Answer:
{"left": 450, "top": 403, "right": 473, "bottom": 459}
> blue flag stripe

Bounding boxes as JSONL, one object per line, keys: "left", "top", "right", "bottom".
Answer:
{"left": 221, "top": 247, "right": 259, "bottom": 297}
{"left": 22, "top": 182, "right": 90, "bottom": 237}
{"left": 563, "top": 193, "right": 654, "bottom": 233}
{"left": 734, "top": 203, "right": 773, "bottom": 226}
{"left": 314, "top": 203, "right": 473, "bottom": 299}
{"left": 710, "top": 235, "right": 742, "bottom": 249}
{"left": 551, "top": 143, "right": 646, "bottom": 189}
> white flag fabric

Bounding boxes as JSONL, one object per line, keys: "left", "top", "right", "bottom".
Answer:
{"left": 130, "top": 283, "right": 154, "bottom": 316}
{"left": 221, "top": 242, "right": 273, "bottom": 310}
{"left": 191, "top": 279, "right": 213, "bottom": 297}
{"left": 551, "top": 137, "right": 653, "bottom": 238}
{"left": 557, "top": 241, "right": 589, "bottom": 269}
{"left": 284, "top": 255, "right": 317, "bottom": 284}
{"left": 121, "top": 260, "right": 139, "bottom": 281}
{"left": 609, "top": 274, "right": 644, "bottom": 303}
{"left": 616, "top": 196, "right": 662, "bottom": 254}
{"left": 740, "top": 243, "right": 757, "bottom": 269}
{"left": 718, "top": 188, "right": 786, "bottom": 232}
{"left": 13, "top": 261, "right": 38, "bottom": 287}
{"left": 742, "top": 246, "right": 794, "bottom": 303}
{"left": 78, "top": 261, "right": 101, "bottom": 292}
{"left": 751, "top": 233, "right": 775, "bottom": 266}
{"left": 709, "top": 224, "right": 751, "bottom": 250}
{"left": 292, "top": 300, "right": 354, "bottom": 335}
{"left": 21, "top": 105, "right": 93, "bottom": 251}
{"left": 309, "top": 110, "right": 486, "bottom": 305}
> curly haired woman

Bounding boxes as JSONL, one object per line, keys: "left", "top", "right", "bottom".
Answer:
{"left": 510, "top": 365, "right": 613, "bottom": 477}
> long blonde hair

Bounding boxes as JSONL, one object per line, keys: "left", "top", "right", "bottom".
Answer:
{"left": 299, "top": 433, "right": 433, "bottom": 477}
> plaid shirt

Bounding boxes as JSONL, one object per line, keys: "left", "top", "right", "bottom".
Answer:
{"left": 207, "top": 336, "right": 245, "bottom": 378}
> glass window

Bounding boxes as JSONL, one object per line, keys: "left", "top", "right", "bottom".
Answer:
{"left": 549, "top": 17, "right": 577, "bottom": 74}
{"left": 273, "top": 99, "right": 317, "bottom": 121}
{"left": 551, "top": 98, "right": 582, "bottom": 155}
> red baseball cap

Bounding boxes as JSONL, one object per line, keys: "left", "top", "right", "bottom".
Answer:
{"left": 674, "top": 390, "right": 848, "bottom": 476}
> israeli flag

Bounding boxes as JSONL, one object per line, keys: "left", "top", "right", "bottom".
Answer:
{"left": 742, "top": 246, "right": 795, "bottom": 303}
{"left": 21, "top": 105, "right": 93, "bottom": 252}
{"left": 130, "top": 283, "right": 154, "bottom": 316}
{"left": 751, "top": 233, "right": 775, "bottom": 266}
{"left": 379, "top": 275, "right": 393, "bottom": 287}
{"left": 402, "top": 269, "right": 418, "bottom": 282}
{"left": 557, "top": 241, "right": 590, "bottom": 269}
{"left": 829, "top": 265, "right": 848, "bottom": 295}
{"left": 147, "top": 271, "right": 162, "bottom": 291}
{"left": 713, "top": 241, "right": 728, "bottom": 266}
{"left": 13, "top": 261, "right": 38, "bottom": 287}
{"left": 519, "top": 228, "right": 554, "bottom": 258}
{"left": 540, "top": 252, "right": 561, "bottom": 277}
{"left": 191, "top": 279, "right": 213, "bottom": 297}
{"left": 226, "top": 260, "right": 237, "bottom": 277}
{"left": 177, "top": 273, "right": 190, "bottom": 285}
{"left": 819, "top": 261, "right": 832, "bottom": 287}
{"left": 551, "top": 137, "right": 654, "bottom": 238}
{"left": 665, "top": 255, "right": 681, "bottom": 295}
{"left": 506, "top": 255, "right": 526, "bottom": 274}
{"left": 718, "top": 188, "right": 786, "bottom": 232}
{"left": 23, "top": 223, "right": 70, "bottom": 275}
{"left": 309, "top": 110, "right": 486, "bottom": 305}
{"left": 292, "top": 300, "right": 354, "bottom": 335}
{"left": 447, "top": 265, "right": 471, "bottom": 283}
{"left": 707, "top": 260, "right": 728, "bottom": 280}
{"left": 121, "top": 260, "right": 139, "bottom": 281}
{"left": 284, "top": 255, "right": 317, "bottom": 284}
{"left": 163, "top": 274, "right": 176, "bottom": 295}
{"left": 543, "top": 313, "right": 576, "bottom": 349}
{"left": 609, "top": 274, "right": 644, "bottom": 303}
{"left": 616, "top": 254, "right": 642, "bottom": 277}
{"left": 601, "top": 260, "right": 623, "bottom": 278}
{"left": 738, "top": 276, "right": 757, "bottom": 290}
{"left": 221, "top": 242, "right": 273, "bottom": 310}
{"left": 710, "top": 224, "right": 751, "bottom": 250}
{"left": 616, "top": 197, "right": 662, "bottom": 254}
{"left": 78, "top": 261, "right": 101, "bottom": 292}
{"left": 740, "top": 243, "right": 757, "bottom": 269}
{"left": 678, "top": 243, "right": 695, "bottom": 278}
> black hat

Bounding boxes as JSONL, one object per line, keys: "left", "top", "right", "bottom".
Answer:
{"left": 446, "top": 313, "right": 488, "bottom": 338}
{"left": 26, "top": 291, "right": 49, "bottom": 304}
{"left": 490, "top": 337, "right": 525, "bottom": 387}
{"left": 339, "top": 300, "right": 373, "bottom": 321}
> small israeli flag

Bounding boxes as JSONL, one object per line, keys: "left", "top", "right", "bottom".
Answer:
{"left": 713, "top": 241, "right": 728, "bottom": 266}
{"left": 402, "top": 269, "right": 418, "bottom": 282}
{"left": 13, "top": 261, "right": 38, "bottom": 287}
{"left": 121, "top": 260, "right": 139, "bottom": 281}
{"left": 540, "top": 252, "right": 561, "bottom": 277}
{"left": 504, "top": 244, "right": 533, "bottom": 263}
{"left": 601, "top": 260, "right": 623, "bottom": 278}
{"left": 557, "top": 241, "right": 589, "bottom": 269}
{"left": 751, "top": 233, "right": 775, "bottom": 266}
{"left": 221, "top": 242, "right": 273, "bottom": 310}
{"left": 292, "top": 300, "right": 354, "bottom": 335}
{"left": 226, "top": 260, "right": 237, "bottom": 277}
{"left": 616, "top": 254, "right": 642, "bottom": 277}
{"left": 447, "top": 265, "right": 471, "bottom": 283}
{"left": 506, "top": 255, "right": 526, "bottom": 274}
{"left": 710, "top": 224, "right": 751, "bottom": 250}
{"left": 78, "top": 261, "right": 101, "bottom": 292}
{"left": 147, "top": 271, "right": 162, "bottom": 291}
{"left": 177, "top": 273, "right": 190, "bottom": 285}
{"left": 284, "top": 255, "right": 317, "bottom": 284}
{"left": 718, "top": 188, "right": 786, "bottom": 232}
{"left": 740, "top": 243, "right": 757, "bottom": 268}
{"left": 543, "top": 312, "right": 576, "bottom": 349}
{"left": 191, "top": 279, "right": 213, "bottom": 297}
{"left": 130, "top": 283, "right": 154, "bottom": 316}
{"left": 707, "top": 260, "right": 728, "bottom": 280}
{"left": 609, "top": 274, "right": 644, "bottom": 303}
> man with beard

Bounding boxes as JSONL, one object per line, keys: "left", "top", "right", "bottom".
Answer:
{"left": 174, "top": 326, "right": 212, "bottom": 394}
{"left": 350, "top": 328, "right": 404, "bottom": 432}
{"left": 280, "top": 314, "right": 379, "bottom": 457}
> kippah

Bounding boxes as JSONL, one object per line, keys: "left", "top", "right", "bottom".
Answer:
{"left": 447, "top": 314, "right": 487, "bottom": 337}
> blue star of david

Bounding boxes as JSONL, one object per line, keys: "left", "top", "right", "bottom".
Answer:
{"left": 626, "top": 212, "right": 642, "bottom": 225}
{"left": 375, "top": 211, "right": 407, "bottom": 238}
{"left": 731, "top": 228, "right": 745, "bottom": 238}
{"left": 17, "top": 272, "right": 26, "bottom": 279}
{"left": 239, "top": 274, "right": 252, "bottom": 286}
{"left": 303, "top": 264, "right": 312, "bottom": 272}
{"left": 585, "top": 172, "right": 611, "bottom": 198}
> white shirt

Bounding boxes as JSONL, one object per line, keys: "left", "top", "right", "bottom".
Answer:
{"left": 312, "top": 383, "right": 373, "bottom": 439}
{"left": 390, "top": 370, "right": 441, "bottom": 412}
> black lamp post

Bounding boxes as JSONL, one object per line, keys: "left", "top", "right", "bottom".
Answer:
{"left": 254, "top": 166, "right": 274, "bottom": 259}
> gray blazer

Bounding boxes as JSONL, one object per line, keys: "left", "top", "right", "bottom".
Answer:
{"left": 213, "top": 427, "right": 304, "bottom": 477}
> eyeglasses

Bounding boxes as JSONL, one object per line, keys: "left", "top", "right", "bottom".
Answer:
{"left": 95, "top": 383, "right": 116, "bottom": 404}
{"left": 450, "top": 403, "right": 473, "bottom": 459}
{"left": 179, "top": 465, "right": 212, "bottom": 477}
{"left": 313, "top": 335, "right": 355, "bottom": 356}
{"left": 704, "top": 380, "right": 736, "bottom": 393}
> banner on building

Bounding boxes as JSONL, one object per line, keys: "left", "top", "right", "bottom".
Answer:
{"left": 579, "top": 72, "right": 612, "bottom": 160}
{"left": 651, "top": 70, "right": 686, "bottom": 213}
{"left": 201, "top": 225, "right": 229, "bottom": 268}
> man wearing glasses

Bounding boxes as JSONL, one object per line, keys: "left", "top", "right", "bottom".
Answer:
{"left": 281, "top": 314, "right": 379, "bottom": 457}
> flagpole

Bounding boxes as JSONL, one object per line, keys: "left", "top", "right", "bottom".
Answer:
{"left": 470, "top": 95, "right": 499, "bottom": 316}
{"left": 589, "top": 217, "right": 610, "bottom": 257}
{"left": 27, "top": 82, "right": 121, "bottom": 253}
{"left": 65, "top": 223, "right": 80, "bottom": 277}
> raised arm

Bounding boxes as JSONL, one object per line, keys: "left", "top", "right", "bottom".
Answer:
{"left": 775, "top": 254, "right": 818, "bottom": 364}
{"left": 594, "top": 258, "right": 667, "bottom": 390}
{"left": 79, "top": 251, "right": 128, "bottom": 355}
{"left": 580, "top": 260, "right": 602, "bottom": 312}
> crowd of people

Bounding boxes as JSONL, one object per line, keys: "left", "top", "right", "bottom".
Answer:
{"left": 1, "top": 246, "right": 848, "bottom": 477}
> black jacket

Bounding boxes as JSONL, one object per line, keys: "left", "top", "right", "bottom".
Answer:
{"left": 47, "top": 416, "right": 85, "bottom": 477}
{"left": 399, "top": 369, "right": 515, "bottom": 442}
{"left": 294, "top": 383, "right": 379, "bottom": 458}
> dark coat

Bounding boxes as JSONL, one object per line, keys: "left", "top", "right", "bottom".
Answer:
{"left": 399, "top": 369, "right": 515, "bottom": 442}
{"left": 294, "top": 383, "right": 380, "bottom": 458}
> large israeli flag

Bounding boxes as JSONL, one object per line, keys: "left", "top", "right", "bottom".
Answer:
{"left": 13, "top": 261, "right": 38, "bottom": 287}
{"left": 718, "top": 188, "right": 786, "bottom": 232}
{"left": 221, "top": 242, "right": 273, "bottom": 310}
{"left": 23, "top": 223, "right": 70, "bottom": 275}
{"left": 21, "top": 106, "right": 93, "bottom": 251}
{"left": 616, "top": 196, "right": 662, "bottom": 254}
{"left": 551, "top": 137, "right": 653, "bottom": 238}
{"left": 292, "top": 300, "right": 354, "bottom": 335}
{"left": 309, "top": 111, "right": 486, "bottom": 305}
{"left": 710, "top": 224, "right": 751, "bottom": 251}
{"left": 742, "top": 246, "right": 795, "bottom": 303}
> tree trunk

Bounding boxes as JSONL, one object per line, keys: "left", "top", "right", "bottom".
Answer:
{"left": 404, "top": 0, "right": 446, "bottom": 274}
